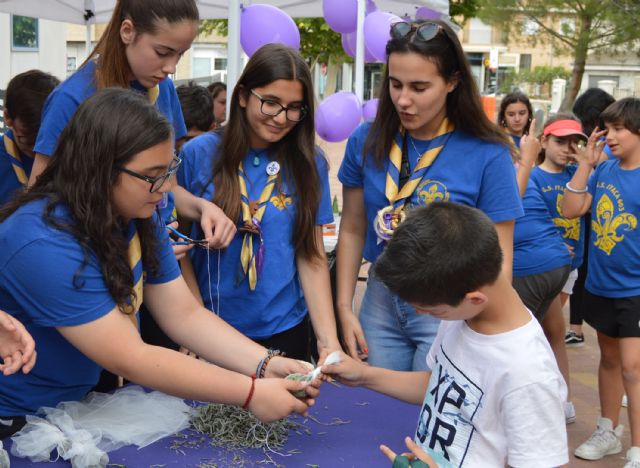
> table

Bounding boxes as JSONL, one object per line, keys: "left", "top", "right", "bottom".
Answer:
{"left": 5, "top": 383, "right": 419, "bottom": 467}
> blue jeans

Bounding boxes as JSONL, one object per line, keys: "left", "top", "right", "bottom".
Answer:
{"left": 359, "top": 271, "right": 440, "bottom": 371}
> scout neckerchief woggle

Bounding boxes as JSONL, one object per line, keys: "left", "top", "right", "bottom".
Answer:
{"left": 123, "top": 84, "right": 161, "bottom": 329}
{"left": 3, "top": 133, "right": 29, "bottom": 186}
{"left": 238, "top": 160, "right": 281, "bottom": 290}
{"left": 374, "top": 118, "right": 455, "bottom": 243}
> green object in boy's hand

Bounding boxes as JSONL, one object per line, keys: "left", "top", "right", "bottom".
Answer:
{"left": 285, "top": 373, "right": 311, "bottom": 397}
{"left": 392, "top": 455, "right": 430, "bottom": 468}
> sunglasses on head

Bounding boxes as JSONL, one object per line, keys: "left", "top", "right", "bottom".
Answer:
{"left": 390, "top": 21, "right": 444, "bottom": 42}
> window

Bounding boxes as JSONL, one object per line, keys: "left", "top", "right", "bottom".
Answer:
{"left": 522, "top": 18, "right": 539, "bottom": 36}
{"left": 67, "top": 57, "right": 77, "bottom": 73}
{"left": 519, "top": 54, "right": 532, "bottom": 71}
{"left": 12, "top": 15, "right": 39, "bottom": 50}
{"left": 213, "top": 58, "right": 228, "bottom": 71}
{"left": 193, "top": 57, "right": 212, "bottom": 78}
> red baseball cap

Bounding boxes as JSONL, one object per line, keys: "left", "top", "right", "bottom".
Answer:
{"left": 543, "top": 120, "right": 587, "bottom": 139}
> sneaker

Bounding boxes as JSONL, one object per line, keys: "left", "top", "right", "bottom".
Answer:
{"left": 575, "top": 417, "right": 624, "bottom": 460}
{"left": 625, "top": 447, "right": 640, "bottom": 468}
{"left": 565, "top": 330, "right": 585, "bottom": 347}
{"left": 564, "top": 401, "right": 576, "bottom": 424}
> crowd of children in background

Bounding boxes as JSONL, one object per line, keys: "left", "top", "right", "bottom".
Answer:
{"left": 1, "top": 1, "right": 640, "bottom": 466}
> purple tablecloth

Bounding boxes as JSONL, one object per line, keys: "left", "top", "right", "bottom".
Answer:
{"left": 5, "top": 383, "right": 419, "bottom": 467}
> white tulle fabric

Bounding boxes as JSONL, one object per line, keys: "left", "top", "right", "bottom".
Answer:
{"left": 11, "top": 386, "right": 193, "bottom": 468}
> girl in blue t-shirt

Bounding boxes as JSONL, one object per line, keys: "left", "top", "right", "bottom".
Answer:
{"left": 336, "top": 20, "right": 523, "bottom": 371}
{"left": 178, "top": 44, "right": 340, "bottom": 363}
{"left": 513, "top": 115, "right": 587, "bottom": 424}
{"left": 30, "top": 0, "right": 236, "bottom": 253}
{"left": 497, "top": 91, "right": 534, "bottom": 149}
{"left": 564, "top": 98, "right": 640, "bottom": 466}
{"left": 0, "top": 89, "right": 318, "bottom": 437}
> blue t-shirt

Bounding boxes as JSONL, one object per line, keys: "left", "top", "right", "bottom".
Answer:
{"left": 530, "top": 165, "right": 585, "bottom": 270}
{"left": 35, "top": 61, "right": 187, "bottom": 157}
{"left": 178, "top": 132, "right": 334, "bottom": 339}
{"left": 0, "top": 199, "right": 181, "bottom": 416}
{"left": 338, "top": 123, "right": 524, "bottom": 262}
{"left": 0, "top": 130, "right": 34, "bottom": 205}
{"left": 586, "top": 159, "right": 640, "bottom": 297}
{"left": 513, "top": 173, "right": 572, "bottom": 276}
{"left": 510, "top": 134, "right": 522, "bottom": 149}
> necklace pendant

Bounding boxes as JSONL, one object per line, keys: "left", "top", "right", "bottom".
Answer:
{"left": 253, "top": 155, "right": 260, "bottom": 167}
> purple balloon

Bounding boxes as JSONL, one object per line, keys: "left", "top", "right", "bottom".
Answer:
{"left": 240, "top": 4, "right": 300, "bottom": 57}
{"left": 362, "top": 98, "right": 379, "bottom": 122}
{"left": 364, "top": 11, "right": 402, "bottom": 63}
{"left": 323, "top": 0, "right": 357, "bottom": 34}
{"left": 342, "top": 31, "right": 377, "bottom": 63}
{"left": 315, "top": 92, "right": 363, "bottom": 142}
{"left": 415, "top": 6, "right": 442, "bottom": 20}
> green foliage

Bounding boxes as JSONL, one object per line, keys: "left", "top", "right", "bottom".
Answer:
{"left": 499, "top": 66, "right": 571, "bottom": 96}
{"left": 12, "top": 16, "right": 38, "bottom": 49}
{"left": 450, "top": 0, "right": 481, "bottom": 24}
{"left": 476, "top": 0, "right": 640, "bottom": 108}
{"left": 200, "top": 18, "right": 348, "bottom": 65}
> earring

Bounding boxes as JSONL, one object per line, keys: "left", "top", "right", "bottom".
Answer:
{"left": 501, "top": 120, "right": 506, "bottom": 127}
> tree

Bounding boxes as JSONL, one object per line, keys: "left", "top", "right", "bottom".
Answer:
{"left": 200, "top": 18, "right": 347, "bottom": 67}
{"left": 477, "top": 0, "right": 640, "bottom": 110}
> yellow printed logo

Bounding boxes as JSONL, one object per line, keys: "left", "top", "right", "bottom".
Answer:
{"left": 553, "top": 193, "right": 580, "bottom": 241}
{"left": 417, "top": 180, "right": 449, "bottom": 205}
{"left": 592, "top": 193, "right": 637, "bottom": 255}
{"left": 270, "top": 193, "right": 292, "bottom": 211}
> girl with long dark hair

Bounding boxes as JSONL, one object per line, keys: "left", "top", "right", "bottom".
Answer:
{"left": 178, "top": 44, "right": 340, "bottom": 362}
{"left": 336, "top": 20, "right": 523, "bottom": 370}
{"left": 0, "top": 89, "right": 318, "bottom": 437}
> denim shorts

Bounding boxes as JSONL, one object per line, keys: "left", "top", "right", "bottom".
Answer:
{"left": 358, "top": 270, "right": 440, "bottom": 372}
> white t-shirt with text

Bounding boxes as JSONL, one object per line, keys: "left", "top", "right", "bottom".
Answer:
{"left": 416, "top": 315, "right": 568, "bottom": 467}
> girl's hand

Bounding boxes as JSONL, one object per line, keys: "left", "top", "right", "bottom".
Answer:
{"left": 321, "top": 351, "right": 367, "bottom": 387}
{"left": 0, "top": 311, "right": 37, "bottom": 376}
{"left": 248, "top": 378, "right": 316, "bottom": 423}
{"left": 338, "top": 309, "right": 369, "bottom": 362}
{"left": 198, "top": 200, "right": 237, "bottom": 249}
{"left": 519, "top": 119, "right": 540, "bottom": 167}
{"left": 167, "top": 221, "right": 195, "bottom": 260}
{"left": 380, "top": 436, "right": 437, "bottom": 467}
{"left": 263, "top": 355, "right": 312, "bottom": 379}
{"left": 576, "top": 127, "right": 607, "bottom": 168}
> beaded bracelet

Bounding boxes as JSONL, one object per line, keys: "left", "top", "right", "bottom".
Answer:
{"left": 565, "top": 181, "right": 588, "bottom": 194}
{"left": 256, "top": 349, "right": 283, "bottom": 379}
{"left": 242, "top": 375, "right": 256, "bottom": 410}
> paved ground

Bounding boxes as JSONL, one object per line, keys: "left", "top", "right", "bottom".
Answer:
{"left": 319, "top": 136, "right": 632, "bottom": 467}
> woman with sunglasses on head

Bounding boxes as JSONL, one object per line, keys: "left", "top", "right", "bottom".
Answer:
{"left": 178, "top": 44, "right": 341, "bottom": 363}
{"left": 0, "top": 88, "right": 319, "bottom": 438}
{"left": 498, "top": 91, "right": 534, "bottom": 148}
{"left": 29, "top": 0, "right": 236, "bottom": 255}
{"left": 336, "top": 20, "right": 523, "bottom": 370}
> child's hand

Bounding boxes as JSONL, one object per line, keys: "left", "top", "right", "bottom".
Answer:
{"left": 0, "top": 310, "right": 37, "bottom": 376}
{"left": 321, "top": 351, "right": 367, "bottom": 387}
{"left": 380, "top": 436, "right": 437, "bottom": 467}
{"left": 576, "top": 127, "right": 607, "bottom": 168}
{"left": 519, "top": 119, "right": 540, "bottom": 167}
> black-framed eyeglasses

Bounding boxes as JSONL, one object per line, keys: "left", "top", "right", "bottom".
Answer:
{"left": 250, "top": 89, "right": 307, "bottom": 122}
{"left": 390, "top": 21, "right": 444, "bottom": 42}
{"left": 121, "top": 154, "right": 182, "bottom": 193}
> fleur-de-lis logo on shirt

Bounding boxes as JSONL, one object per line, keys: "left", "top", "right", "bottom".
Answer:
{"left": 417, "top": 180, "right": 449, "bottom": 205}
{"left": 270, "top": 193, "right": 292, "bottom": 211}
{"left": 592, "top": 194, "right": 637, "bottom": 255}
{"left": 553, "top": 193, "right": 580, "bottom": 241}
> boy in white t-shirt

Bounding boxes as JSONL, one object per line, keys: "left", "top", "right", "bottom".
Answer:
{"left": 323, "top": 202, "right": 568, "bottom": 467}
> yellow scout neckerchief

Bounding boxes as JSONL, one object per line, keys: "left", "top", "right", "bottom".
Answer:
{"left": 3, "top": 134, "right": 28, "bottom": 186}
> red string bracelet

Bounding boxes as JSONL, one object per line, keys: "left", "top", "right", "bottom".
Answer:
{"left": 242, "top": 374, "right": 256, "bottom": 410}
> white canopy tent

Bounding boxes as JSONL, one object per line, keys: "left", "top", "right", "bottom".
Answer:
{"left": 0, "top": 0, "right": 449, "bottom": 107}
